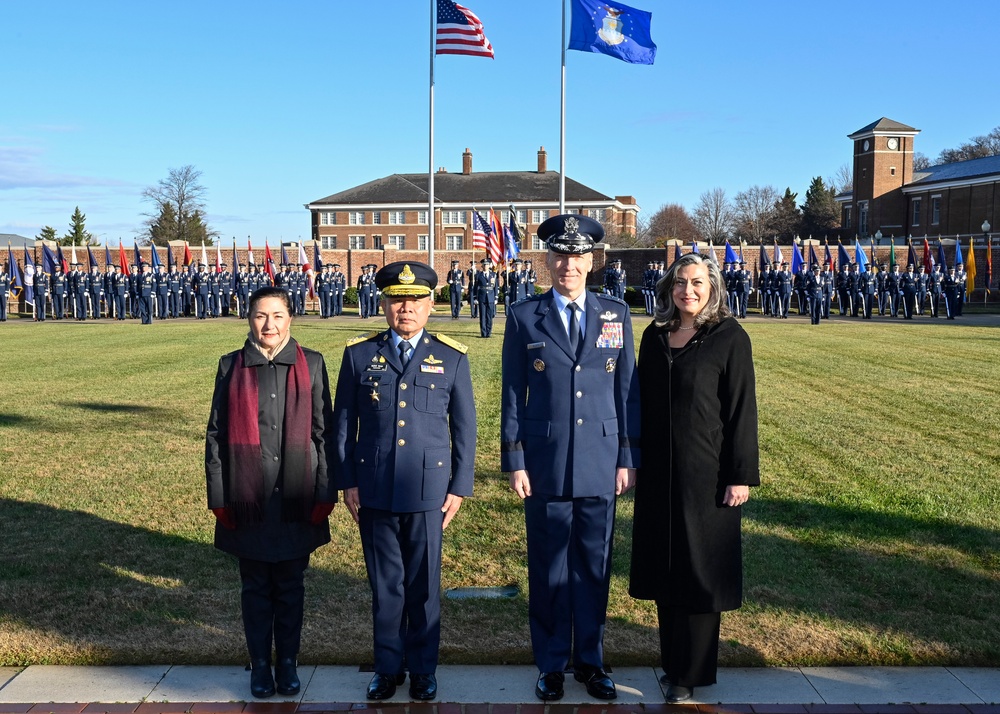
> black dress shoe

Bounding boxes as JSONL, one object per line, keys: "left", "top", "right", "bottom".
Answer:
{"left": 274, "top": 658, "right": 300, "bottom": 696}
{"left": 666, "top": 684, "right": 694, "bottom": 702}
{"left": 408, "top": 673, "right": 437, "bottom": 700}
{"left": 658, "top": 673, "right": 671, "bottom": 686}
{"left": 573, "top": 665, "right": 617, "bottom": 700}
{"left": 249, "top": 660, "right": 275, "bottom": 698}
{"left": 367, "top": 671, "right": 405, "bottom": 700}
{"left": 535, "top": 671, "right": 565, "bottom": 701}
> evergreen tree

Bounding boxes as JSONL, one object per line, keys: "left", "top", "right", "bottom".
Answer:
{"left": 61, "top": 206, "right": 94, "bottom": 246}
{"left": 36, "top": 226, "right": 58, "bottom": 242}
{"left": 149, "top": 203, "right": 179, "bottom": 246}
{"left": 800, "top": 177, "right": 839, "bottom": 238}
{"left": 770, "top": 188, "right": 801, "bottom": 240}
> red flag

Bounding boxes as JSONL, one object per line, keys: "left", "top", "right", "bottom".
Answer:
{"left": 215, "top": 243, "right": 223, "bottom": 273}
{"left": 183, "top": 242, "right": 193, "bottom": 268}
{"left": 487, "top": 207, "right": 504, "bottom": 265}
{"left": 247, "top": 239, "right": 255, "bottom": 265}
{"left": 264, "top": 240, "right": 276, "bottom": 283}
{"left": 986, "top": 235, "right": 993, "bottom": 297}
{"left": 118, "top": 241, "right": 131, "bottom": 277}
{"left": 923, "top": 238, "right": 932, "bottom": 274}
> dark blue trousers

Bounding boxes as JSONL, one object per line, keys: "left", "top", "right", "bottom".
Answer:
{"left": 360, "top": 507, "right": 443, "bottom": 676}
{"left": 524, "top": 492, "right": 615, "bottom": 674}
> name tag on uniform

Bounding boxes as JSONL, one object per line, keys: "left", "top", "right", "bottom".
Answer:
{"left": 527, "top": 341, "right": 546, "bottom": 350}
{"left": 366, "top": 364, "right": 387, "bottom": 372}
{"left": 596, "top": 322, "right": 624, "bottom": 349}
{"left": 420, "top": 364, "right": 444, "bottom": 374}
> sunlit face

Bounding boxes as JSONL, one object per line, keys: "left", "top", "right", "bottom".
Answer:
{"left": 546, "top": 250, "right": 593, "bottom": 299}
{"left": 249, "top": 296, "right": 291, "bottom": 350}
{"left": 672, "top": 262, "right": 712, "bottom": 321}
{"left": 383, "top": 295, "right": 432, "bottom": 340}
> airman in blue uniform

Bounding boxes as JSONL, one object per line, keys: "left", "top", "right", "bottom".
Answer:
{"left": 475, "top": 258, "right": 498, "bottom": 337}
{"left": 193, "top": 264, "right": 210, "bottom": 319}
{"left": 806, "top": 265, "right": 824, "bottom": 324}
{"left": 446, "top": 260, "right": 464, "bottom": 318}
{"left": 331, "top": 264, "right": 346, "bottom": 316}
{"left": 112, "top": 266, "right": 127, "bottom": 320}
{"left": 502, "top": 215, "right": 640, "bottom": 703}
{"left": 333, "top": 261, "right": 476, "bottom": 703}
{"left": 137, "top": 262, "right": 154, "bottom": 324}
{"left": 602, "top": 258, "right": 626, "bottom": 300}
{"left": 155, "top": 265, "right": 170, "bottom": 319}
{"left": 33, "top": 267, "right": 49, "bottom": 321}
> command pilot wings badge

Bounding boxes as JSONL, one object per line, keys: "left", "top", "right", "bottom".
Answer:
{"left": 600, "top": 310, "right": 618, "bottom": 321}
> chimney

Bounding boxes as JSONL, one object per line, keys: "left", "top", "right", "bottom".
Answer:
{"left": 437, "top": 166, "right": 447, "bottom": 173}
{"left": 462, "top": 148, "right": 473, "bottom": 175}
{"left": 537, "top": 146, "right": 547, "bottom": 173}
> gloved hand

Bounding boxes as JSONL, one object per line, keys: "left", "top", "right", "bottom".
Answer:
{"left": 310, "top": 502, "right": 336, "bottom": 524}
{"left": 212, "top": 507, "right": 236, "bottom": 530}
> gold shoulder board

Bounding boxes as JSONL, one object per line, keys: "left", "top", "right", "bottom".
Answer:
{"left": 434, "top": 333, "right": 469, "bottom": 354}
{"left": 346, "top": 331, "right": 380, "bottom": 347}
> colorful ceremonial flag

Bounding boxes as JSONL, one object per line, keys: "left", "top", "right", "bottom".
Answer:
{"left": 150, "top": 243, "right": 162, "bottom": 270}
{"left": 809, "top": 244, "right": 819, "bottom": 268}
{"left": 42, "top": 244, "right": 58, "bottom": 274}
{"left": 264, "top": 240, "right": 276, "bottom": 283}
{"left": 104, "top": 244, "right": 113, "bottom": 267}
{"left": 232, "top": 239, "right": 240, "bottom": 292}
{"left": 773, "top": 240, "right": 783, "bottom": 266}
{"left": 504, "top": 222, "right": 519, "bottom": 263}
{"left": 724, "top": 240, "right": 739, "bottom": 265}
{"left": 119, "top": 241, "right": 131, "bottom": 277}
{"left": 965, "top": 239, "right": 976, "bottom": 298}
{"left": 71, "top": 242, "right": 79, "bottom": 267}
{"left": 759, "top": 243, "right": 770, "bottom": 269}
{"left": 569, "top": 0, "right": 656, "bottom": 65}
{"left": 7, "top": 244, "right": 23, "bottom": 299}
{"left": 133, "top": 242, "right": 142, "bottom": 269}
{"left": 313, "top": 242, "right": 323, "bottom": 273}
{"left": 215, "top": 242, "right": 223, "bottom": 273}
{"left": 87, "top": 245, "right": 99, "bottom": 269}
{"left": 923, "top": 238, "right": 932, "bottom": 274}
{"left": 247, "top": 239, "right": 255, "bottom": 266}
{"left": 707, "top": 240, "right": 719, "bottom": 265}
{"left": 507, "top": 205, "right": 524, "bottom": 258}
{"left": 200, "top": 242, "right": 208, "bottom": 268}
{"left": 299, "top": 243, "right": 314, "bottom": 298}
{"left": 954, "top": 237, "right": 964, "bottom": 267}
{"left": 837, "top": 240, "right": 851, "bottom": 269}
{"left": 937, "top": 241, "right": 948, "bottom": 273}
{"left": 22, "top": 247, "right": 36, "bottom": 306}
{"left": 674, "top": 242, "right": 683, "bottom": 262}
{"left": 791, "top": 242, "right": 804, "bottom": 275}
{"left": 436, "top": 0, "right": 494, "bottom": 58}
{"left": 986, "top": 235, "right": 992, "bottom": 297}
{"left": 888, "top": 240, "right": 896, "bottom": 268}
{"left": 690, "top": 241, "right": 700, "bottom": 254}
{"left": 56, "top": 244, "right": 69, "bottom": 273}
{"left": 487, "top": 207, "right": 504, "bottom": 265}
{"left": 907, "top": 239, "right": 919, "bottom": 270}
{"left": 167, "top": 243, "right": 176, "bottom": 268}
{"left": 869, "top": 238, "right": 877, "bottom": 268}
{"left": 471, "top": 210, "right": 490, "bottom": 253}
{"left": 855, "top": 238, "right": 869, "bottom": 273}
{"left": 183, "top": 242, "right": 193, "bottom": 268}
{"left": 823, "top": 239, "right": 834, "bottom": 272}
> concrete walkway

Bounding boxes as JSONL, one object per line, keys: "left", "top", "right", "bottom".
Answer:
{"left": 1, "top": 666, "right": 998, "bottom": 713}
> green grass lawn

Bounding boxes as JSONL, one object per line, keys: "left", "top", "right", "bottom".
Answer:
{"left": 1, "top": 312, "right": 998, "bottom": 667}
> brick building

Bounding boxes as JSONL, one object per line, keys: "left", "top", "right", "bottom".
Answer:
{"left": 837, "top": 118, "right": 1000, "bottom": 241}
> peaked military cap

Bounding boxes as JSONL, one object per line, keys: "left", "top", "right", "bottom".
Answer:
{"left": 375, "top": 261, "right": 436, "bottom": 298}
{"left": 538, "top": 214, "right": 603, "bottom": 254}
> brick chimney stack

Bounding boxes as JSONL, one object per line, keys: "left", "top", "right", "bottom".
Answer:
{"left": 462, "top": 148, "right": 473, "bottom": 175}
{"left": 537, "top": 146, "right": 547, "bottom": 173}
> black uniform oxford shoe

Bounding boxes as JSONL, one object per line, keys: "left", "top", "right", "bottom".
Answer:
{"left": 408, "top": 673, "right": 438, "bottom": 700}
{"left": 573, "top": 665, "right": 617, "bottom": 700}
{"left": 366, "top": 671, "right": 406, "bottom": 700}
{"left": 535, "top": 671, "right": 565, "bottom": 701}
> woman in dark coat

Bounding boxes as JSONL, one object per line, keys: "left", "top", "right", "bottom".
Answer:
{"left": 206, "top": 287, "right": 336, "bottom": 699}
{"left": 629, "top": 253, "right": 760, "bottom": 703}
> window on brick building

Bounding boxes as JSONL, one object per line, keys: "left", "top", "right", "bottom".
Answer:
{"left": 348, "top": 211, "right": 365, "bottom": 225}
{"left": 417, "top": 235, "right": 428, "bottom": 250}
{"left": 446, "top": 235, "right": 463, "bottom": 250}
{"left": 931, "top": 197, "right": 941, "bottom": 225}
{"left": 388, "top": 235, "right": 405, "bottom": 249}
{"left": 531, "top": 234, "right": 542, "bottom": 250}
{"left": 372, "top": 235, "right": 382, "bottom": 248}
{"left": 531, "top": 209, "right": 549, "bottom": 224}
{"left": 372, "top": 212, "right": 383, "bottom": 225}
{"left": 843, "top": 206, "right": 852, "bottom": 230}
{"left": 321, "top": 236, "right": 337, "bottom": 249}
{"left": 388, "top": 211, "right": 406, "bottom": 225}
{"left": 320, "top": 212, "right": 336, "bottom": 225}
{"left": 858, "top": 201, "right": 868, "bottom": 236}
{"left": 349, "top": 235, "right": 365, "bottom": 249}
{"left": 442, "top": 210, "right": 467, "bottom": 225}
{"left": 912, "top": 199, "right": 921, "bottom": 227}
{"left": 418, "top": 210, "right": 428, "bottom": 225}
{"left": 591, "top": 208, "right": 607, "bottom": 222}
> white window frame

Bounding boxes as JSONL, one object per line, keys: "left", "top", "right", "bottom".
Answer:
{"left": 858, "top": 201, "right": 868, "bottom": 237}
{"left": 446, "top": 234, "right": 463, "bottom": 250}
{"left": 387, "top": 234, "right": 405, "bottom": 249}
{"left": 442, "top": 210, "right": 466, "bottom": 225}
{"left": 931, "top": 196, "right": 941, "bottom": 225}
{"left": 911, "top": 199, "right": 921, "bottom": 227}
{"left": 372, "top": 235, "right": 382, "bottom": 249}
{"left": 591, "top": 208, "right": 607, "bottom": 222}
{"left": 418, "top": 210, "right": 428, "bottom": 225}
{"left": 372, "top": 211, "right": 382, "bottom": 225}
{"left": 321, "top": 236, "right": 337, "bottom": 249}
{"left": 388, "top": 211, "right": 406, "bottom": 225}
{"left": 531, "top": 234, "right": 543, "bottom": 250}
{"left": 320, "top": 211, "right": 336, "bottom": 226}
{"left": 348, "top": 235, "right": 365, "bottom": 249}
{"left": 531, "top": 209, "right": 548, "bottom": 224}
{"left": 417, "top": 235, "right": 428, "bottom": 250}
{"left": 348, "top": 211, "right": 365, "bottom": 225}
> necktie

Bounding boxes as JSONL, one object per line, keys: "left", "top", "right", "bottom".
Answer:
{"left": 398, "top": 341, "right": 412, "bottom": 366}
{"left": 567, "top": 303, "right": 580, "bottom": 355}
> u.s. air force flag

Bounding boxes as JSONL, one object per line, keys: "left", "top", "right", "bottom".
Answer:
{"left": 569, "top": 0, "right": 656, "bottom": 65}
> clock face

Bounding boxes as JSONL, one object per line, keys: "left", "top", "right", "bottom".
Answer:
{"left": 887, "top": 137, "right": 899, "bottom": 150}
{"left": 863, "top": 140, "right": 870, "bottom": 152}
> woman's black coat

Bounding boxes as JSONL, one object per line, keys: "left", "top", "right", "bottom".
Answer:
{"left": 629, "top": 317, "right": 759, "bottom": 612}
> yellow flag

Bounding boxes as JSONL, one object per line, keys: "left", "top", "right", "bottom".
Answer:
{"left": 966, "top": 238, "right": 977, "bottom": 298}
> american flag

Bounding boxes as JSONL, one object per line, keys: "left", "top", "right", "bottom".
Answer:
{"left": 436, "top": 0, "right": 494, "bottom": 58}
{"left": 487, "top": 207, "right": 504, "bottom": 265}
{"left": 472, "top": 209, "right": 490, "bottom": 253}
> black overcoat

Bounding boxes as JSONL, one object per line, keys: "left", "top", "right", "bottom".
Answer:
{"left": 206, "top": 337, "right": 335, "bottom": 562}
{"left": 629, "top": 317, "right": 759, "bottom": 613}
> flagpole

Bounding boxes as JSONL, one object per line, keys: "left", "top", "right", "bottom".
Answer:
{"left": 428, "top": 0, "right": 436, "bottom": 269}
{"left": 559, "top": 0, "right": 567, "bottom": 214}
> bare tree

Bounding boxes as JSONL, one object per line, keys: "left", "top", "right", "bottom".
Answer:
{"left": 141, "top": 165, "right": 215, "bottom": 245}
{"left": 692, "top": 187, "right": 734, "bottom": 242}
{"left": 937, "top": 126, "right": 1000, "bottom": 164}
{"left": 646, "top": 203, "right": 699, "bottom": 246}
{"left": 829, "top": 164, "right": 853, "bottom": 194}
{"left": 732, "top": 185, "right": 779, "bottom": 245}
{"left": 913, "top": 152, "right": 931, "bottom": 171}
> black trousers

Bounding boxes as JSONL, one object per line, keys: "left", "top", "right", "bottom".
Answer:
{"left": 238, "top": 556, "right": 309, "bottom": 662}
{"left": 656, "top": 602, "right": 722, "bottom": 688}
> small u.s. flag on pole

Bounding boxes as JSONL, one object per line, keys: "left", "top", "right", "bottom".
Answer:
{"left": 436, "top": 0, "right": 494, "bottom": 58}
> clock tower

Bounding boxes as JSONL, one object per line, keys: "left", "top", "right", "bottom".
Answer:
{"left": 846, "top": 118, "right": 919, "bottom": 238}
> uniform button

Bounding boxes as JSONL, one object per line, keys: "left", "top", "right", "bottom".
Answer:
{"left": 575, "top": 365, "right": 582, "bottom": 372}
{"left": 359, "top": 458, "right": 365, "bottom": 464}
{"left": 577, "top": 419, "right": 583, "bottom": 425}
{"left": 576, "top": 391, "right": 583, "bottom": 398}
{"left": 271, "top": 425, "right": 277, "bottom": 430}
{"left": 398, "top": 439, "right": 406, "bottom": 446}
{"left": 430, "top": 384, "right": 436, "bottom": 390}
{"left": 273, "top": 455, "right": 279, "bottom": 462}
{"left": 270, "top": 393, "right": 276, "bottom": 399}
{"left": 437, "top": 461, "right": 444, "bottom": 467}
{"left": 398, "top": 420, "right": 405, "bottom": 427}
{"left": 399, "top": 401, "right": 406, "bottom": 408}
{"left": 400, "top": 383, "right": 408, "bottom": 390}
{"left": 273, "top": 487, "right": 280, "bottom": 493}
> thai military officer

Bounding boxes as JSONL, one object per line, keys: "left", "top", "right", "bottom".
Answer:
{"left": 192, "top": 263, "right": 210, "bottom": 319}
{"left": 886, "top": 264, "right": 902, "bottom": 317}
{"left": 137, "top": 262, "right": 154, "bottom": 325}
{"left": 736, "top": 261, "right": 752, "bottom": 318}
{"left": 859, "top": 265, "right": 878, "bottom": 319}
{"left": 775, "top": 262, "right": 792, "bottom": 318}
{"left": 943, "top": 267, "right": 960, "bottom": 319}
{"left": 928, "top": 264, "right": 944, "bottom": 318}
{"left": 50, "top": 265, "right": 66, "bottom": 319}
{"left": 501, "top": 215, "right": 639, "bottom": 703}
{"left": 820, "top": 264, "right": 834, "bottom": 318}
{"left": 899, "top": 264, "right": 918, "bottom": 319}
{"left": 474, "top": 258, "right": 498, "bottom": 337}
{"left": 166, "top": 266, "right": 181, "bottom": 318}
{"left": 806, "top": 264, "right": 824, "bottom": 325}
{"left": 915, "top": 265, "right": 929, "bottom": 315}
{"left": 524, "top": 259, "right": 537, "bottom": 298}
{"left": 33, "top": 266, "right": 48, "bottom": 321}
{"left": 602, "top": 258, "right": 626, "bottom": 300}
{"left": 111, "top": 265, "right": 127, "bottom": 320}
{"left": 154, "top": 265, "right": 169, "bottom": 319}
{"left": 465, "top": 261, "right": 477, "bottom": 318}
{"left": 447, "top": 260, "right": 464, "bottom": 319}
{"left": 955, "top": 262, "right": 967, "bottom": 316}
{"left": 836, "top": 264, "right": 851, "bottom": 316}
{"left": 333, "top": 261, "right": 476, "bottom": 703}
{"left": 357, "top": 264, "right": 374, "bottom": 318}
{"left": 641, "top": 261, "right": 656, "bottom": 315}
{"left": 220, "top": 263, "right": 233, "bottom": 317}
{"left": 331, "top": 264, "right": 346, "bottom": 316}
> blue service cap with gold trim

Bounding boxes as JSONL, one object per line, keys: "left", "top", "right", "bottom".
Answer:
{"left": 538, "top": 214, "right": 603, "bottom": 254}
{"left": 375, "top": 261, "right": 437, "bottom": 298}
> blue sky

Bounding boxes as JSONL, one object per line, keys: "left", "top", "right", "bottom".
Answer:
{"left": 2, "top": 0, "right": 998, "bottom": 244}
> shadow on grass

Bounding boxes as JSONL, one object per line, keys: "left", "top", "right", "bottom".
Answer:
{"left": 0, "top": 499, "right": 371, "bottom": 666}
{"left": 0, "top": 414, "right": 39, "bottom": 427}
{"left": 61, "top": 401, "right": 171, "bottom": 415}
